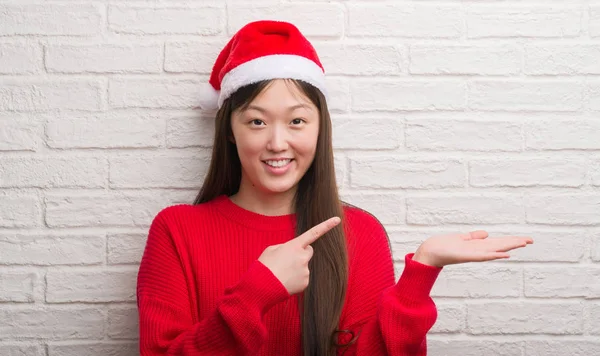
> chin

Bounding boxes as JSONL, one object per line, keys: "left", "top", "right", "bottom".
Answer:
{"left": 262, "top": 185, "right": 295, "bottom": 194}
{"left": 260, "top": 179, "right": 299, "bottom": 195}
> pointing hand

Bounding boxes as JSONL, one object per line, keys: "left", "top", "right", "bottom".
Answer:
{"left": 258, "top": 217, "right": 341, "bottom": 294}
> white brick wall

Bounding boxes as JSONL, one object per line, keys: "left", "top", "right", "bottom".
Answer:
{"left": 1, "top": 1, "right": 599, "bottom": 355}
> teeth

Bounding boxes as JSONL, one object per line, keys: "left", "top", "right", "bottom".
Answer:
{"left": 265, "top": 159, "right": 291, "bottom": 168}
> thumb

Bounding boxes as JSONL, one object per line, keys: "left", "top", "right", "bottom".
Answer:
{"left": 466, "top": 230, "right": 488, "bottom": 240}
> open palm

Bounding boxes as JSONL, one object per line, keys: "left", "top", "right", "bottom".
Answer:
{"left": 413, "top": 230, "right": 534, "bottom": 267}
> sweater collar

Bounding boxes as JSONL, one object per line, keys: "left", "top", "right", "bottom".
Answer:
{"left": 212, "top": 195, "right": 296, "bottom": 232}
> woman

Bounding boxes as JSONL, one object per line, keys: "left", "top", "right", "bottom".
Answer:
{"left": 137, "top": 20, "right": 533, "bottom": 356}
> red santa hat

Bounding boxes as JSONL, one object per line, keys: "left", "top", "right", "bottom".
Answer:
{"left": 198, "top": 20, "right": 327, "bottom": 110}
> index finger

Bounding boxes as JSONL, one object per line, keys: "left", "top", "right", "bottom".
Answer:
{"left": 482, "top": 236, "right": 533, "bottom": 252}
{"left": 294, "top": 217, "right": 341, "bottom": 247}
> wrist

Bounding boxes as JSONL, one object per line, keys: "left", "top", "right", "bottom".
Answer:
{"left": 413, "top": 248, "right": 440, "bottom": 267}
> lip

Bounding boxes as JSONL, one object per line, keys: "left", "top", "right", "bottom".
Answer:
{"left": 262, "top": 158, "right": 293, "bottom": 161}
{"left": 262, "top": 158, "right": 293, "bottom": 175}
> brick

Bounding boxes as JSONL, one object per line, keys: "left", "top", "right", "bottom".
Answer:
{"left": 469, "top": 158, "right": 587, "bottom": 187}
{"left": 467, "top": 302, "right": 583, "bottom": 334}
{"left": 109, "top": 154, "right": 209, "bottom": 188}
{"left": 0, "top": 79, "right": 103, "bottom": 112}
{"left": 165, "top": 41, "right": 223, "bottom": 73}
{"left": 406, "top": 119, "right": 521, "bottom": 152}
{"left": 49, "top": 342, "right": 138, "bottom": 356}
{"left": 466, "top": 6, "right": 581, "bottom": 38}
{"left": 524, "top": 267, "right": 600, "bottom": 298}
{"left": 593, "top": 234, "right": 600, "bottom": 262}
{"left": 410, "top": 45, "right": 521, "bottom": 75}
{"left": 107, "top": 233, "right": 146, "bottom": 265}
{"left": 108, "top": 306, "right": 139, "bottom": 339}
{"left": 469, "top": 80, "right": 583, "bottom": 111}
{"left": 37, "top": 194, "right": 101, "bottom": 229}
{"left": 489, "top": 229, "right": 586, "bottom": 263}
{"left": 525, "top": 120, "right": 600, "bottom": 150}
{"left": 0, "top": 344, "right": 44, "bottom": 356}
{"left": 46, "top": 269, "right": 137, "bottom": 303}
{"left": 45, "top": 191, "right": 191, "bottom": 228}
{"left": 0, "top": 307, "right": 104, "bottom": 339}
{"left": 0, "top": 43, "right": 42, "bottom": 74}
{"left": 333, "top": 118, "right": 401, "bottom": 150}
{"left": 109, "top": 5, "right": 222, "bottom": 35}
{"left": 350, "top": 157, "right": 464, "bottom": 189}
{"left": 0, "top": 156, "right": 107, "bottom": 188}
{"left": 348, "top": 4, "right": 462, "bottom": 38}
{"left": 428, "top": 339, "right": 522, "bottom": 356}
{"left": 46, "top": 44, "right": 162, "bottom": 73}
{"left": 326, "top": 78, "right": 350, "bottom": 113}
{"left": 388, "top": 230, "right": 433, "bottom": 262}
{"left": 0, "top": 272, "right": 36, "bottom": 302}
{"left": 47, "top": 113, "right": 164, "bottom": 149}
{"left": 432, "top": 265, "right": 520, "bottom": 298}
{"left": 524, "top": 341, "right": 600, "bottom": 356}
{"left": 166, "top": 116, "right": 214, "bottom": 148}
{"left": 341, "top": 193, "right": 404, "bottom": 225}
{"left": 0, "top": 115, "right": 38, "bottom": 151}
{"left": 525, "top": 194, "right": 600, "bottom": 225}
{"left": 314, "top": 43, "right": 402, "bottom": 75}
{"left": 587, "top": 303, "right": 600, "bottom": 334}
{"left": 351, "top": 80, "right": 465, "bottom": 112}
{"left": 407, "top": 195, "right": 523, "bottom": 225}
{"left": 589, "top": 81, "right": 600, "bottom": 111}
{"left": 0, "top": 4, "right": 101, "bottom": 36}
{"left": 109, "top": 78, "right": 202, "bottom": 109}
{"left": 429, "top": 303, "right": 465, "bottom": 333}
{"left": 334, "top": 152, "right": 345, "bottom": 189}
{"left": 526, "top": 45, "right": 600, "bottom": 75}
{"left": 229, "top": 4, "right": 343, "bottom": 37}
{"left": 590, "top": 6, "right": 600, "bottom": 37}
{"left": 0, "top": 195, "right": 40, "bottom": 228}
{"left": 0, "top": 234, "right": 104, "bottom": 266}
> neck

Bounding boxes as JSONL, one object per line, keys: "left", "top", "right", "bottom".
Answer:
{"left": 230, "top": 178, "right": 296, "bottom": 216}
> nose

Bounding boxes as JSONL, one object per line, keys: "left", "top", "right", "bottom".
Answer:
{"left": 266, "top": 124, "right": 289, "bottom": 152}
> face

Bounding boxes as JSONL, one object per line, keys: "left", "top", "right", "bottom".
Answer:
{"left": 230, "top": 79, "right": 320, "bottom": 197}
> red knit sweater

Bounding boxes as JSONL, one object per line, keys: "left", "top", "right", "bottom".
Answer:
{"left": 137, "top": 195, "right": 442, "bottom": 355}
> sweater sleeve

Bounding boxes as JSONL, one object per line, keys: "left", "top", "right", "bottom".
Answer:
{"left": 137, "top": 208, "right": 290, "bottom": 355}
{"left": 337, "top": 212, "right": 442, "bottom": 356}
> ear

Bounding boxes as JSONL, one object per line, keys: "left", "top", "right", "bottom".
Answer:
{"left": 228, "top": 135, "right": 236, "bottom": 144}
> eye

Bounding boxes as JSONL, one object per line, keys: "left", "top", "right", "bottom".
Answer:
{"left": 250, "top": 119, "right": 265, "bottom": 126}
{"left": 291, "top": 118, "right": 305, "bottom": 125}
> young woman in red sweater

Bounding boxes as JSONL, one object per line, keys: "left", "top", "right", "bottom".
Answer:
{"left": 137, "top": 20, "right": 533, "bottom": 356}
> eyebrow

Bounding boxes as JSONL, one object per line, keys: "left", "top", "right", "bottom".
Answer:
{"left": 245, "top": 103, "right": 313, "bottom": 114}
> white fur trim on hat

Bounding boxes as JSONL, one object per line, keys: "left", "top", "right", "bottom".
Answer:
{"left": 218, "top": 54, "right": 327, "bottom": 108}
{"left": 197, "top": 82, "right": 220, "bottom": 111}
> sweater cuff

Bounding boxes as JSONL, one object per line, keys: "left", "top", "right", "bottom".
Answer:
{"left": 394, "top": 253, "right": 442, "bottom": 305}
{"left": 229, "top": 260, "right": 291, "bottom": 315}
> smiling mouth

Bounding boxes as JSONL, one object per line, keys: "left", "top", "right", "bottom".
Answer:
{"left": 263, "top": 159, "right": 293, "bottom": 168}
